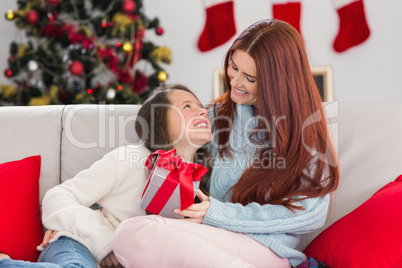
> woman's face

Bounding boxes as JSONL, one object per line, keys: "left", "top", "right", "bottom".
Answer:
{"left": 227, "top": 49, "right": 258, "bottom": 106}
{"left": 167, "top": 90, "right": 212, "bottom": 149}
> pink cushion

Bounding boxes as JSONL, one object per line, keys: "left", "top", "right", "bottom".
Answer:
{"left": 304, "top": 175, "right": 402, "bottom": 267}
{"left": 0, "top": 155, "right": 44, "bottom": 262}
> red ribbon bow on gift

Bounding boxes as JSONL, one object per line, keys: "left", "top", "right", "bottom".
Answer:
{"left": 143, "top": 149, "right": 208, "bottom": 215}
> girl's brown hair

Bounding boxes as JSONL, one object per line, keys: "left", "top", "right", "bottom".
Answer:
{"left": 213, "top": 19, "right": 339, "bottom": 210}
{"left": 135, "top": 83, "right": 212, "bottom": 194}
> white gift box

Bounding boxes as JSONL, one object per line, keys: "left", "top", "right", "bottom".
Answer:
{"left": 140, "top": 165, "right": 200, "bottom": 219}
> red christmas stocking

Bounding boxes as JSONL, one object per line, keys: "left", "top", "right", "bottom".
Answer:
{"left": 271, "top": 0, "right": 302, "bottom": 36}
{"left": 331, "top": 0, "right": 371, "bottom": 52}
{"left": 197, "top": 0, "right": 236, "bottom": 52}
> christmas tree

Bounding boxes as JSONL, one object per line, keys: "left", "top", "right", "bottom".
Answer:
{"left": 0, "top": 0, "right": 171, "bottom": 105}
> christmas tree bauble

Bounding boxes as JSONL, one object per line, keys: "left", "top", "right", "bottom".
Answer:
{"left": 155, "top": 26, "right": 164, "bottom": 36}
{"left": 59, "top": 90, "right": 69, "bottom": 102}
{"left": 121, "top": 0, "right": 136, "bottom": 14}
{"left": 27, "top": 60, "right": 39, "bottom": 71}
{"left": 47, "top": 12, "right": 56, "bottom": 21}
{"left": 5, "top": 10, "right": 15, "bottom": 20}
{"left": 101, "top": 19, "right": 107, "bottom": 28}
{"left": 26, "top": 10, "right": 40, "bottom": 25}
{"left": 157, "top": 71, "right": 167, "bottom": 82}
{"left": 122, "top": 42, "right": 133, "bottom": 53}
{"left": 4, "top": 69, "right": 13, "bottom": 77}
{"left": 106, "top": 88, "right": 116, "bottom": 100}
{"left": 69, "top": 60, "right": 84, "bottom": 76}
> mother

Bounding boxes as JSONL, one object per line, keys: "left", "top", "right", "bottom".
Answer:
{"left": 112, "top": 19, "right": 339, "bottom": 268}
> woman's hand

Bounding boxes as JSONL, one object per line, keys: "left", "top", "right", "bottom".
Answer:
{"left": 100, "top": 251, "right": 123, "bottom": 268}
{"left": 37, "top": 230, "right": 58, "bottom": 250}
{"left": 174, "top": 190, "right": 210, "bottom": 223}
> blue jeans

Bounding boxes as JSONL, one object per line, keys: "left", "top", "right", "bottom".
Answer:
{"left": 0, "top": 259, "right": 60, "bottom": 268}
{"left": 38, "top": 236, "right": 97, "bottom": 268}
{"left": 0, "top": 238, "right": 97, "bottom": 268}
{"left": 0, "top": 236, "right": 97, "bottom": 268}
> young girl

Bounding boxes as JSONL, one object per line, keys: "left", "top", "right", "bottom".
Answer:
{"left": 0, "top": 83, "right": 212, "bottom": 268}
{"left": 111, "top": 19, "right": 339, "bottom": 268}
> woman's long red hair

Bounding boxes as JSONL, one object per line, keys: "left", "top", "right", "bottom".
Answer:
{"left": 213, "top": 19, "right": 339, "bottom": 211}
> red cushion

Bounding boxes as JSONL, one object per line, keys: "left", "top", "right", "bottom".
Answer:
{"left": 304, "top": 175, "right": 402, "bottom": 267}
{"left": 0, "top": 155, "right": 44, "bottom": 262}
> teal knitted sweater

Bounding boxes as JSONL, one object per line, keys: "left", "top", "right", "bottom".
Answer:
{"left": 204, "top": 104, "right": 329, "bottom": 267}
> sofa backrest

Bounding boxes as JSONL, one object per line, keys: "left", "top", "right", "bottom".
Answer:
{"left": 60, "top": 105, "right": 141, "bottom": 183}
{"left": 298, "top": 102, "right": 402, "bottom": 250}
{"left": 0, "top": 105, "right": 64, "bottom": 203}
{"left": 0, "top": 104, "right": 141, "bottom": 203}
{"left": 2, "top": 102, "right": 402, "bottom": 251}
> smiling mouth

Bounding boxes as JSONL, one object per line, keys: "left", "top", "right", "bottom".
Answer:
{"left": 194, "top": 121, "right": 208, "bottom": 128}
{"left": 234, "top": 88, "right": 248, "bottom": 94}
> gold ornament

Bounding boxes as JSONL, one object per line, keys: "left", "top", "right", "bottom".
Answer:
{"left": 5, "top": 10, "right": 15, "bottom": 20}
{"left": 0, "top": 84, "right": 18, "bottom": 99}
{"left": 149, "top": 46, "right": 172, "bottom": 64}
{"left": 79, "top": 25, "right": 93, "bottom": 38}
{"left": 111, "top": 13, "right": 133, "bottom": 37}
{"left": 28, "top": 85, "right": 59, "bottom": 106}
{"left": 29, "top": 96, "right": 51, "bottom": 106}
{"left": 122, "top": 42, "right": 133, "bottom": 52}
{"left": 17, "top": 44, "right": 29, "bottom": 58}
{"left": 157, "top": 71, "right": 167, "bottom": 82}
{"left": 49, "top": 85, "right": 59, "bottom": 100}
{"left": 73, "top": 92, "right": 96, "bottom": 103}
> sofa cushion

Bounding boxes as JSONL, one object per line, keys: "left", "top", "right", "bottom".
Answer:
{"left": 0, "top": 105, "right": 64, "bottom": 203}
{"left": 299, "top": 102, "right": 402, "bottom": 250}
{"left": 303, "top": 175, "right": 402, "bottom": 267}
{"left": 60, "top": 104, "right": 141, "bottom": 182}
{"left": 0, "top": 155, "right": 44, "bottom": 262}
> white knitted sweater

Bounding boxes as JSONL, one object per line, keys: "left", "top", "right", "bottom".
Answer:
{"left": 41, "top": 145, "right": 150, "bottom": 263}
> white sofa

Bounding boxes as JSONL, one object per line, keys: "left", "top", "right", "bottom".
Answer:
{"left": 1, "top": 102, "right": 402, "bottom": 252}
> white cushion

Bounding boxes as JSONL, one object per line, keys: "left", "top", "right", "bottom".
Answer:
{"left": 299, "top": 102, "right": 402, "bottom": 250}
{"left": 0, "top": 105, "right": 64, "bottom": 202}
{"left": 60, "top": 104, "right": 141, "bottom": 182}
{"left": 330, "top": 102, "right": 402, "bottom": 223}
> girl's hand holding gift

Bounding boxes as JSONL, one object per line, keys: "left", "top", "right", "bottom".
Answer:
{"left": 174, "top": 190, "right": 210, "bottom": 223}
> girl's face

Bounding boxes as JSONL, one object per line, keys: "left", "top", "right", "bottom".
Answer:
{"left": 227, "top": 49, "right": 258, "bottom": 106}
{"left": 167, "top": 90, "right": 212, "bottom": 150}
